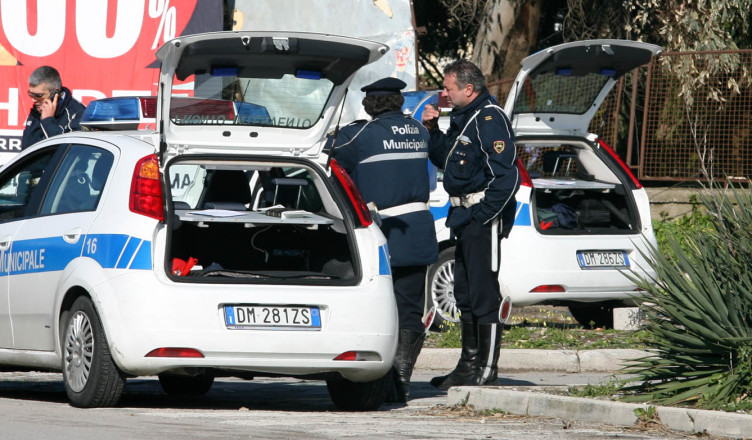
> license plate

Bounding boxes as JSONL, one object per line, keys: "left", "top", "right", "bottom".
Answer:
{"left": 577, "top": 250, "right": 630, "bottom": 269}
{"left": 224, "top": 305, "right": 321, "bottom": 329}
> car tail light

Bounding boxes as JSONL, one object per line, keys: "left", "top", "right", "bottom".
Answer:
{"left": 530, "top": 285, "right": 566, "bottom": 293}
{"left": 330, "top": 159, "right": 373, "bottom": 227}
{"left": 145, "top": 347, "right": 204, "bottom": 358}
{"left": 499, "top": 296, "right": 513, "bottom": 323}
{"left": 130, "top": 154, "right": 164, "bottom": 221}
{"left": 139, "top": 97, "right": 157, "bottom": 118}
{"left": 333, "top": 351, "right": 381, "bottom": 361}
{"left": 516, "top": 158, "right": 533, "bottom": 188}
{"left": 597, "top": 139, "right": 642, "bottom": 189}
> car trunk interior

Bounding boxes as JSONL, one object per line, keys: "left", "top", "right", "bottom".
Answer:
{"left": 518, "top": 140, "right": 640, "bottom": 235}
{"left": 165, "top": 157, "right": 358, "bottom": 283}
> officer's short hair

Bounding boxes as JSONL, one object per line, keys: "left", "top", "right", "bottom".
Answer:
{"left": 363, "top": 94, "right": 404, "bottom": 118}
{"left": 29, "top": 66, "right": 62, "bottom": 90}
{"left": 444, "top": 60, "right": 487, "bottom": 95}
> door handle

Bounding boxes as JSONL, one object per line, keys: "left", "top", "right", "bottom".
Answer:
{"left": 63, "top": 228, "right": 82, "bottom": 244}
{"left": 0, "top": 235, "right": 11, "bottom": 251}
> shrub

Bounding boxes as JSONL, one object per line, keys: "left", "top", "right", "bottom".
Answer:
{"left": 623, "top": 188, "right": 752, "bottom": 410}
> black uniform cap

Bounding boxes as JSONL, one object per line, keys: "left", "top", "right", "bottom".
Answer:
{"left": 361, "top": 77, "right": 407, "bottom": 96}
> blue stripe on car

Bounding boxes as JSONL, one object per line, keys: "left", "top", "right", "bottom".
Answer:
{"left": 378, "top": 245, "right": 391, "bottom": 276}
{"left": 0, "top": 234, "right": 152, "bottom": 277}
{"left": 430, "top": 200, "right": 531, "bottom": 226}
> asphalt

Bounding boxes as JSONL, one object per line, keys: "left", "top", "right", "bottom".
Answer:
{"left": 416, "top": 348, "right": 752, "bottom": 439}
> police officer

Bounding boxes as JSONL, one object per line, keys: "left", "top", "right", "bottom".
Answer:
{"left": 422, "top": 60, "right": 520, "bottom": 389}
{"left": 330, "top": 77, "right": 438, "bottom": 402}
{"left": 22, "top": 66, "right": 85, "bottom": 149}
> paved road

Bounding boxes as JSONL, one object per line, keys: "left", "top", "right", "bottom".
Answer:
{"left": 0, "top": 369, "right": 694, "bottom": 440}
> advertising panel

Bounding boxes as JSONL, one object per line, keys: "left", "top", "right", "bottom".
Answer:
{"left": 0, "top": 0, "right": 222, "bottom": 163}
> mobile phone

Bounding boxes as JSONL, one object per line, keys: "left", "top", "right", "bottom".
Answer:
{"left": 49, "top": 89, "right": 61, "bottom": 100}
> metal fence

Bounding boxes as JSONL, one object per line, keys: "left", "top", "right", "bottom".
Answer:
{"left": 488, "top": 49, "right": 752, "bottom": 183}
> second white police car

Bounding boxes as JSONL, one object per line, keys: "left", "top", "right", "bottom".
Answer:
{"left": 0, "top": 31, "right": 398, "bottom": 410}
{"left": 404, "top": 40, "right": 662, "bottom": 329}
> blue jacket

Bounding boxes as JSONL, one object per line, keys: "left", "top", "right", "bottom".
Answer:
{"left": 21, "top": 87, "right": 86, "bottom": 149}
{"left": 428, "top": 90, "right": 520, "bottom": 237}
{"left": 331, "top": 110, "right": 438, "bottom": 267}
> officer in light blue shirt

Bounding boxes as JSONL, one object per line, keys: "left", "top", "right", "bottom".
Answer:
{"left": 330, "top": 77, "right": 438, "bottom": 403}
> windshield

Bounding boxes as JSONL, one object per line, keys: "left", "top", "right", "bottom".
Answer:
{"left": 170, "top": 72, "right": 333, "bottom": 129}
{"left": 513, "top": 72, "right": 610, "bottom": 115}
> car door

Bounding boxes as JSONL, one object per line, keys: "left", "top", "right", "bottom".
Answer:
{"left": 8, "top": 142, "right": 115, "bottom": 351}
{"left": 0, "top": 145, "right": 61, "bottom": 348}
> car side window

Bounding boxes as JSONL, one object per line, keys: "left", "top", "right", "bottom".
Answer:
{"left": 0, "top": 148, "right": 58, "bottom": 222}
{"left": 40, "top": 144, "right": 114, "bottom": 215}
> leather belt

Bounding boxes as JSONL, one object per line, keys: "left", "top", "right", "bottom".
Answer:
{"left": 378, "top": 202, "right": 430, "bottom": 219}
{"left": 449, "top": 191, "right": 484, "bottom": 208}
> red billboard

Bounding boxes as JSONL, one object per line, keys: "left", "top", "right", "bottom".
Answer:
{"left": 0, "top": 0, "right": 222, "bottom": 160}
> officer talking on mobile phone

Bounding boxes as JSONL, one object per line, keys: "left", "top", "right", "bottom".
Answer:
{"left": 423, "top": 60, "right": 520, "bottom": 389}
{"left": 22, "top": 66, "right": 86, "bottom": 149}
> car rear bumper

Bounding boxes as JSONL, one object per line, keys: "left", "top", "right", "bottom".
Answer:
{"left": 94, "top": 272, "right": 398, "bottom": 382}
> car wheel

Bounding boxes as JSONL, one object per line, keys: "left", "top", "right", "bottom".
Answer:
{"left": 62, "top": 296, "right": 125, "bottom": 408}
{"left": 158, "top": 372, "right": 215, "bottom": 396}
{"left": 568, "top": 303, "right": 615, "bottom": 329}
{"left": 424, "top": 247, "right": 460, "bottom": 330}
{"left": 326, "top": 371, "right": 391, "bottom": 411}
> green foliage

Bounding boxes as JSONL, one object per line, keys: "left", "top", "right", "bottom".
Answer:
{"left": 431, "top": 321, "right": 651, "bottom": 349}
{"left": 568, "top": 377, "right": 625, "bottom": 398}
{"left": 624, "top": 188, "right": 752, "bottom": 410}
{"left": 653, "top": 204, "right": 714, "bottom": 262}
{"left": 634, "top": 406, "right": 658, "bottom": 422}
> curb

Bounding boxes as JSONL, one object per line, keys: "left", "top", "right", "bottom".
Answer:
{"left": 417, "top": 349, "right": 752, "bottom": 439}
{"left": 446, "top": 387, "right": 752, "bottom": 439}
{"left": 416, "top": 348, "right": 650, "bottom": 372}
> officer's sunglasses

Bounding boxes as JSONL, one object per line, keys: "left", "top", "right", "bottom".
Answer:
{"left": 28, "top": 91, "right": 48, "bottom": 99}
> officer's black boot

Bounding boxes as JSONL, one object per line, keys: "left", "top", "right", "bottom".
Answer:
{"left": 429, "top": 319, "right": 478, "bottom": 390}
{"left": 472, "top": 322, "right": 503, "bottom": 385}
{"left": 386, "top": 329, "right": 426, "bottom": 402}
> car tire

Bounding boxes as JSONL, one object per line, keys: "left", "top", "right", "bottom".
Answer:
{"left": 424, "top": 247, "right": 460, "bottom": 331}
{"left": 568, "top": 303, "right": 615, "bottom": 329}
{"left": 62, "top": 296, "right": 126, "bottom": 408}
{"left": 326, "top": 371, "right": 391, "bottom": 411}
{"left": 158, "top": 372, "right": 215, "bottom": 396}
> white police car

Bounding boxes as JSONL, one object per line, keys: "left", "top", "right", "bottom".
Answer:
{"left": 0, "top": 31, "right": 398, "bottom": 410}
{"left": 405, "top": 40, "right": 662, "bottom": 328}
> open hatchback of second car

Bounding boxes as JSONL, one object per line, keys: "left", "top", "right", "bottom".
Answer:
{"left": 155, "top": 32, "right": 388, "bottom": 284}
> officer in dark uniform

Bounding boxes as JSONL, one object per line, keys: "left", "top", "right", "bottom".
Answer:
{"left": 422, "top": 60, "right": 520, "bottom": 389}
{"left": 329, "top": 77, "right": 438, "bottom": 402}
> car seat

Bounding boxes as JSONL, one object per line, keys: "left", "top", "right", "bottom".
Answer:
{"left": 199, "top": 170, "right": 252, "bottom": 210}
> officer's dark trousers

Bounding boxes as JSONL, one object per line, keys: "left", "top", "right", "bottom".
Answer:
{"left": 392, "top": 265, "right": 428, "bottom": 332}
{"left": 454, "top": 219, "right": 501, "bottom": 324}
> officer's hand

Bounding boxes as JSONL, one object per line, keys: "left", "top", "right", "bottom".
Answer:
{"left": 422, "top": 104, "right": 439, "bottom": 130}
{"left": 39, "top": 94, "right": 58, "bottom": 119}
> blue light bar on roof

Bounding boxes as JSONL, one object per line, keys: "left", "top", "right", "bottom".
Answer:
{"left": 296, "top": 69, "right": 322, "bottom": 80}
{"left": 600, "top": 68, "right": 617, "bottom": 77}
{"left": 556, "top": 67, "right": 573, "bottom": 76}
{"left": 81, "top": 97, "right": 140, "bottom": 122}
{"left": 211, "top": 67, "right": 239, "bottom": 77}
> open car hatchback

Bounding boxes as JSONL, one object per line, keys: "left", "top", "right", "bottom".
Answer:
{"left": 0, "top": 31, "right": 398, "bottom": 411}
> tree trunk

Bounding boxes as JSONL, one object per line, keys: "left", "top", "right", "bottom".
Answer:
{"left": 471, "top": 0, "right": 542, "bottom": 85}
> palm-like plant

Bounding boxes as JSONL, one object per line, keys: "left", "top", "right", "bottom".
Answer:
{"left": 623, "top": 188, "right": 752, "bottom": 410}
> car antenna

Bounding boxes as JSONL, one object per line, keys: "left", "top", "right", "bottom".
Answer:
{"left": 325, "top": 88, "right": 349, "bottom": 171}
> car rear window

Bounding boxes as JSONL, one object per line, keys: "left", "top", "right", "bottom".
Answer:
{"left": 513, "top": 73, "right": 609, "bottom": 114}
{"left": 169, "top": 72, "right": 333, "bottom": 129}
